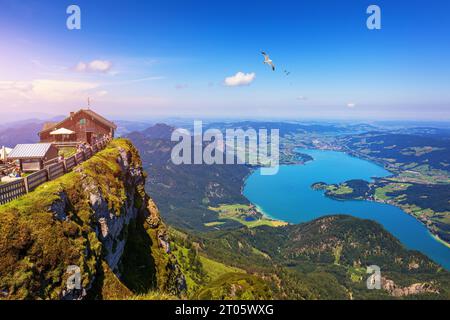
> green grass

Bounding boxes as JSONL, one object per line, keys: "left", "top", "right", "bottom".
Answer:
{"left": 128, "top": 292, "right": 179, "bottom": 300}
{"left": 392, "top": 166, "right": 450, "bottom": 184}
{"left": 374, "top": 187, "right": 390, "bottom": 201}
{"left": 347, "top": 266, "right": 366, "bottom": 283}
{"left": 194, "top": 273, "right": 274, "bottom": 300}
{"left": 333, "top": 245, "right": 343, "bottom": 265}
{"left": 374, "top": 183, "right": 409, "bottom": 201}
{"left": 204, "top": 221, "right": 226, "bottom": 227}
{"left": 171, "top": 245, "right": 200, "bottom": 292}
{"left": 333, "top": 185, "right": 353, "bottom": 195}
{"left": 251, "top": 247, "right": 271, "bottom": 259}
{"left": 208, "top": 204, "right": 287, "bottom": 228}
{"left": 0, "top": 159, "right": 101, "bottom": 299}
{"left": 58, "top": 147, "right": 77, "bottom": 158}
{"left": 0, "top": 138, "right": 183, "bottom": 299}
{"left": 199, "top": 255, "right": 245, "bottom": 281}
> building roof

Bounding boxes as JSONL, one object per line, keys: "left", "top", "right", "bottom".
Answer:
{"left": 39, "top": 109, "right": 117, "bottom": 134}
{"left": 50, "top": 128, "right": 75, "bottom": 135}
{"left": 8, "top": 143, "right": 54, "bottom": 159}
{"left": 82, "top": 109, "right": 117, "bottom": 130}
{"left": 42, "top": 122, "right": 58, "bottom": 131}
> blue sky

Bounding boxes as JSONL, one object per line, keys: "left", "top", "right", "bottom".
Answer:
{"left": 0, "top": 0, "right": 449, "bottom": 121}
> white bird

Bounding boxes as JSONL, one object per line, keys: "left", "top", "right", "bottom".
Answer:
{"left": 261, "top": 51, "right": 275, "bottom": 71}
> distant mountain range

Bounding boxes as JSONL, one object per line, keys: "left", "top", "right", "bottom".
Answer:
{"left": 0, "top": 117, "right": 153, "bottom": 147}
{"left": 1, "top": 122, "right": 448, "bottom": 300}
{"left": 113, "top": 120, "right": 155, "bottom": 137}
{"left": 0, "top": 117, "right": 64, "bottom": 147}
{"left": 5, "top": 116, "right": 449, "bottom": 148}
{"left": 203, "top": 121, "right": 380, "bottom": 136}
{"left": 127, "top": 123, "right": 250, "bottom": 231}
{"left": 125, "top": 123, "right": 450, "bottom": 299}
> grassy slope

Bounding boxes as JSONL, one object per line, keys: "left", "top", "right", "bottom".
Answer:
{"left": 192, "top": 215, "right": 450, "bottom": 299}
{"left": 208, "top": 204, "right": 287, "bottom": 228}
{"left": 127, "top": 130, "right": 250, "bottom": 231}
{"left": 199, "top": 255, "right": 245, "bottom": 281}
{"left": 0, "top": 139, "right": 180, "bottom": 300}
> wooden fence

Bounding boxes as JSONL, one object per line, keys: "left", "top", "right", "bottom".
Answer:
{"left": 25, "top": 169, "right": 48, "bottom": 192}
{"left": 0, "top": 138, "right": 111, "bottom": 205}
{"left": 43, "top": 158, "right": 59, "bottom": 167}
{"left": 65, "top": 156, "right": 77, "bottom": 171}
{"left": 75, "top": 152, "right": 84, "bottom": 163}
{"left": 84, "top": 148, "right": 93, "bottom": 159}
{"left": 0, "top": 179, "right": 27, "bottom": 205}
{"left": 47, "top": 162, "right": 65, "bottom": 181}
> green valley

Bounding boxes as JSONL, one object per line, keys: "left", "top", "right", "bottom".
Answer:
{"left": 1, "top": 122, "right": 450, "bottom": 300}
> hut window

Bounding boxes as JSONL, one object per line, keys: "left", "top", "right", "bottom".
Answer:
{"left": 80, "top": 118, "right": 86, "bottom": 125}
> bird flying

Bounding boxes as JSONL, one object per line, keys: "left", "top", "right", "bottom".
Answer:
{"left": 261, "top": 51, "right": 275, "bottom": 71}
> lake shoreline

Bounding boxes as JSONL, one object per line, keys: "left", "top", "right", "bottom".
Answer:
{"left": 242, "top": 147, "right": 450, "bottom": 270}
{"left": 318, "top": 185, "right": 450, "bottom": 249}
{"left": 240, "top": 167, "right": 289, "bottom": 224}
{"left": 303, "top": 148, "right": 450, "bottom": 249}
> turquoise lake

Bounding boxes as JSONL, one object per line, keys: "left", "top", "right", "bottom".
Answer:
{"left": 243, "top": 148, "right": 450, "bottom": 270}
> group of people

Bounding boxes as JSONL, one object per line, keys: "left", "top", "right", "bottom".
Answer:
{"left": 1, "top": 142, "right": 95, "bottom": 181}
{"left": 57, "top": 142, "right": 91, "bottom": 163}
{"left": 76, "top": 142, "right": 91, "bottom": 153}
{"left": 10, "top": 167, "right": 22, "bottom": 178}
{"left": 0, "top": 165, "right": 22, "bottom": 180}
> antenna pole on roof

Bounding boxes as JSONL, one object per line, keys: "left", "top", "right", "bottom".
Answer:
{"left": 87, "top": 97, "right": 91, "bottom": 109}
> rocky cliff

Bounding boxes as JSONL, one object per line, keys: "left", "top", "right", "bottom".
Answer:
{"left": 0, "top": 139, "right": 185, "bottom": 300}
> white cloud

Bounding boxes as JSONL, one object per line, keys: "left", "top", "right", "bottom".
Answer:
{"left": 297, "top": 96, "right": 308, "bottom": 101}
{"left": 0, "top": 81, "right": 34, "bottom": 100}
{"left": 75, "top": 60, "right": 113, "bottom": 73}
{"left": 75, "top": 62, "right": 87, "bottom": 72}
{"left": 0, "top": 79, "right": 100, "bottom": 103}
{"left": 32, "top": 80, "right": 100, "bottom": 102}
{"left": 104, "top": 76, "right": 165, "bottom": 86}
{"left": 0, "top": 81, "right": 33, "bottom": 94}
{"left": 96, "top": 90, "right": 108, "bottom": 97}
{"left": 347, "top": 102, "right": 356, "bottom": 108}
{"left": 224, "top": 72, "right": 256, "bottom": 87}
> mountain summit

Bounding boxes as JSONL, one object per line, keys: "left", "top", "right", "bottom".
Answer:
{"left": 0, "top": 139, "right": 185, "bottom": 299}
